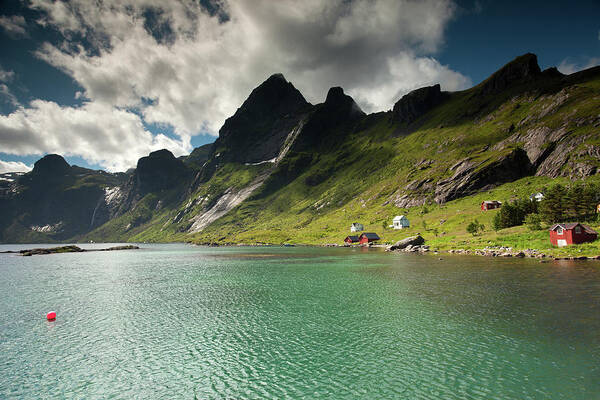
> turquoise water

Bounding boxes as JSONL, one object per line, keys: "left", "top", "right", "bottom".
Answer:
{"left": 1, "top": 244, "right": 599, "bottom": 399}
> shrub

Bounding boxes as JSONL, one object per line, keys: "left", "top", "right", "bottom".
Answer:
{"left": 467, "top": 219, "right": 485, "bottom": 236}
{"left": 524, "top": 213, "right": 543, "bottom": 231}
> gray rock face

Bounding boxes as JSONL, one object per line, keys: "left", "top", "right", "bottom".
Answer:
{"left": 290, "top": 87, "right": 365, "bottom": 153}
{"left": 389, "top": 235, "right": 425, "bottom": 251}
{"left": 213, "top": 73, "right": 311, "bottom": 164}
{"left": 434, "top": 148, "right": 533, "bottom": 204}
{"left": 392, "top": 84, "right": 447, "bottom": 125}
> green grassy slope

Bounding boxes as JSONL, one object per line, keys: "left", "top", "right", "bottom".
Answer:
{"left": 72, "top": 56, "right": 600, "bottom": 257}
{"left": 182, "top": 69, "right": 600, "bottom": 254}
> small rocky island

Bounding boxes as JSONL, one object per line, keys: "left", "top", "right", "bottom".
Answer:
{"left": 1, "top": 245, "right": 140, "bottom": 256}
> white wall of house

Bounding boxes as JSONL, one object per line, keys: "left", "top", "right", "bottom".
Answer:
{"left": 350, "top": 223, "right": 364, "bottom": 232}
{"left": 392, "top": 216, "right": 410, "bottom": 229}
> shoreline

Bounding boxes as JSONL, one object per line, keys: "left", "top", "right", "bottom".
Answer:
{"left": 2, "top": 240, "right": 600, "bottom": 262}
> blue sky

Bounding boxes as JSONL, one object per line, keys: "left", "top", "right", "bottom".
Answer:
{"left": 0, "top": 0, "right": 598, "bottom": 172}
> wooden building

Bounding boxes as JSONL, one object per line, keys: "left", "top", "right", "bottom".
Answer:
{"left": 359, "top": 232, "right": 381, "bottom": 244}
{"left": 549, "top": 223, "right": 598, "bottom": 247}
{"left": 481, "top": 200, "right": 502, "bottom": 211}
{"left": 392, "top": 215, "right": 410, "bottom": 229}
{"left": 344, "top": 235, "right": 359, "bottom": 244}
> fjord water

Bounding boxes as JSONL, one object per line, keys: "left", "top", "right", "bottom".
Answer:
{"left": 1, "top": 244, "right": 599, "bottom": 399}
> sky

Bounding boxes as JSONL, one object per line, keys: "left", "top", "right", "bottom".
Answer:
{"left": 0, "top": 0, "right": 598, "bottom": 173}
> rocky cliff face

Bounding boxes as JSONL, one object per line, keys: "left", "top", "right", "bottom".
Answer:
{"left": 434, "top": 148, "right": 533, "bottom": 203}
{"left": 290, "top": 86, "right": 365, "bottom": 152}
{"left": 391, "top": 84, "right": 447, "bottom": 126}
{"left": 476, "top": 53, "right": 542, "bottom": 95}
{"left": 212, "top": 73, "right": 311, "bottom": 164}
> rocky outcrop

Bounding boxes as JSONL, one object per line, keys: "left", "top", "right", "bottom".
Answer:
{"left": 291, "top": 87, "right": 365, "bottom": 152}
{"left": 30, "top": 154, "right": 71, "bottom": 177}
{"left": 388, "top": 235, "right": 425, "bottom": 251}
{"left": 211, "top": 73, "right": 311, "bottom": 165}
{"left": 477, "top": 53, "right": 541, "bottom": 95}
{"left": 434, "top": 148, "right": 533, "bottom": 203}
{"left": 392, "top": 84, "right": 447, "bottom": 125}
{"left": 133, "top": 149, "right": 192, "bottom": 195}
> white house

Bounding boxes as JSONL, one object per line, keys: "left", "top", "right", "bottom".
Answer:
{"left": 529, "top": 192, "right": 545, "bottom": 202}
{"left": 392, "top": 215, "right": 410, "bottom": 229}
{"left": 350, "top": 223, "right": 364, "bottom": 232}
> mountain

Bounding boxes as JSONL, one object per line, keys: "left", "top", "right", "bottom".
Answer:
{"left": 0, "top": 155, "right": 127, "bottom": 242}
{"left": 1, "top": 53, "right": 600, "bottom": 245}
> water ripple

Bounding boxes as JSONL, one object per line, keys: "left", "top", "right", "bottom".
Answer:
{"left": 0, "top": 245, "right": 599, "bottom": 398}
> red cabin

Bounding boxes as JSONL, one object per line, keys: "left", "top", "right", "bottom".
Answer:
{"left": 549, "top": 223, "right": 598, "bottom": 247}
{"left": 344, "top": 235, "right": 359, "bottom": 245}
{"left": 358, "top": 232, "right": 380, "bottom": 244}
{"left": 481, "top": 200, "right": 502, "bottom": 211}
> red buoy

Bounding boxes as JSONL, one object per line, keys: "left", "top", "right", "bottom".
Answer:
{"left": 46, "top": 311, "right": 56, "bottom": 321}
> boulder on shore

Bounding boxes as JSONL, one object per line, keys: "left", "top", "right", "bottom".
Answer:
{"left": 388, "top": 235, "right": 425, "bottom": 251}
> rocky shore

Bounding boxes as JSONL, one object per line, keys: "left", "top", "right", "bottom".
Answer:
{"left": 384, "top": 236, "right": 600, "bottom": 261}
{"left": 446, "top": 246, "right": 600, "bottom": 260}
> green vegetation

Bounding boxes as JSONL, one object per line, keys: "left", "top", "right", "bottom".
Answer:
{"left": 466, "top": 219, "right": 485, "bottom": 236}
{"left": 6, "top": 55, "right": 600, "bottom": 259}
{"left": 492, "top": 198, "right": 537, "bottom": 231}
{"left": 525, "top": 213, "right": 543, "bottom": 231}
{"left": 92, "top": 69, "right": 600, "bottom": 257}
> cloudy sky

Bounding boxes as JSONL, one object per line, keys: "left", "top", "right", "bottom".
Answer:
{"left": 0, "top": 0, "right": 598, "bottom": 172}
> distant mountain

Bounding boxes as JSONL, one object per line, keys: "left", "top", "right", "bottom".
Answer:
{"left": 1, "top": 53, "right": 600, "bottom": 244}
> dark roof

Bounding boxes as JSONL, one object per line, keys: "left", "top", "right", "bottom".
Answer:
{"left": 549, "top": 223, "right": 597, "bottom": 234}
{"left": 360, "top": 232, "right": 381, "bottom": 240}
{"left": 345, "top": 235, "right": 359, "bottom": 242}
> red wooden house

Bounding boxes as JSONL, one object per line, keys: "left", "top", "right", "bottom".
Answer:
{"left": 481, "top": 200, "right": 502, "bottom": 211}
{"left": 358, "top": 232, "right": 380, "bottom": 244}
{"left": 344, "top": 235, "right": 359, "bottom": 245}
{"left": 549, "top": 223, "right": 598, "bottom": 247}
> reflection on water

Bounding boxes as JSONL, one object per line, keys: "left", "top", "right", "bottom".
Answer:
{"left": 0, "top": 244, "right": 599, "bottom": 399}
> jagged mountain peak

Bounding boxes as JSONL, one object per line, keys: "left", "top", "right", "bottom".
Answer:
{"left": 208, "top": 73, "right": 311, "bottom": 167}
{"left": 31, "top": 154, "right": 71, "bottom": 176}
{"left": 477, "top": 53, "right": 542, "bottom": 95}
{"left": 237, "top": 73, "right": 308, "bottom": 115}
{"left": 323, "top": 86, "right": 365, "bottom": 117}
{"left": 325, "top": 86, "right": 345, "bottom": 103}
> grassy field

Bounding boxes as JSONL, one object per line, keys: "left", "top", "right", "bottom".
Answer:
{"left": 188, "top": 174, "right": 600, "bottom": 257}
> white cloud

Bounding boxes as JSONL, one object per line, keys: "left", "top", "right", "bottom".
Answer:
{"left": 0, "top": 15, "right": 29, "bottom": 38}
{"left": 3, "top": 0, "right": 469, "bottom": 170}
{"left": 0, "top": 84, "right": 19, "bottom": 107}
{"left": 32, "top": 0, "right": 468, "bottom": 127}
{"left": 0, "top": 66, "right": 15, "bottom": 82}
{"left": 0, "top": 159, "right": 31, "bottom": 173}
{"left": 558, "top": 57, "right": 600, "bottom": 75}
{"left": 0, "top": 100, "right": 191, "bottom": 172}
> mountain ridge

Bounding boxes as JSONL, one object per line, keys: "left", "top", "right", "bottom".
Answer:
{"left": 1, "top": 53, "right": 600, "bottom": 244}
